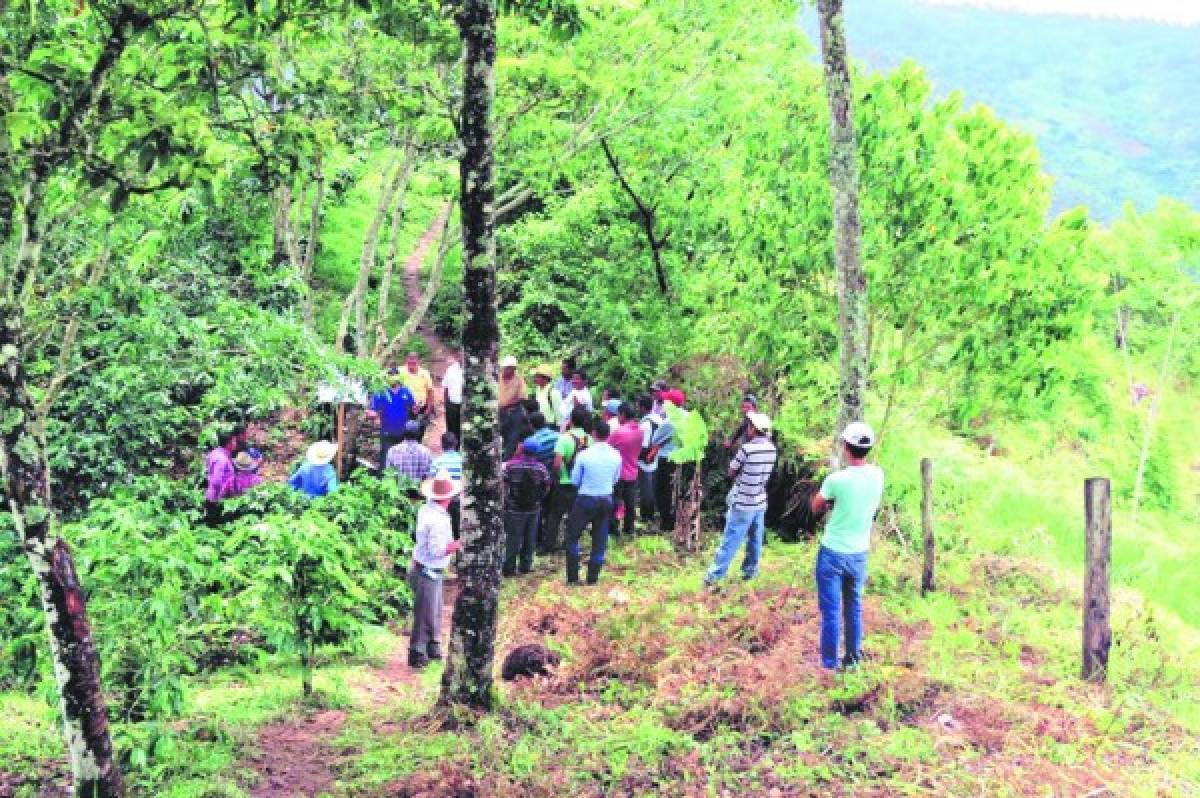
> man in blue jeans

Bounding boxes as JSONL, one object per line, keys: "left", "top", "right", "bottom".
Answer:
{"left": 809, "top": 421, "right": 885, "bottom": 670}
{"left": 564, "top": 419, "right": 622, "bottom": 585}
{"left": 704, "top": 412, "right": 777, "bottom": 586}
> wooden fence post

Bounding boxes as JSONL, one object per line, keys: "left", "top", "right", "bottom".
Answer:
{"left": 335, "top": 403, "right": 346, "bottom": 479}
{"left": 920, "top": 458, "right": 935, "bottom": 594}
{"left": 1082, "top": 477, "right": 1112, "bottom": 682}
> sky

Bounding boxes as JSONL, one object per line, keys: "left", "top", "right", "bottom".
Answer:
{"left": 920, "top": 0, "right": 1200, "bottom": 25}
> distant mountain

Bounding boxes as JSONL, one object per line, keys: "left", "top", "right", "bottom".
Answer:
{"left": 800, "top": 0, "right": 1200, "bottom": 220}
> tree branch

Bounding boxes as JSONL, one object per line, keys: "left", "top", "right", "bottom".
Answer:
{"left": 600, "top": 137, "right": 670, "bottom": 295}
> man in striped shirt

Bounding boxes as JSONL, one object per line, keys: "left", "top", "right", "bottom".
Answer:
{"left": 704, "top": 412, "right": 777, "bottom": 586}
{"left": 430, "top": 432, "right": 464, "bottom": 539}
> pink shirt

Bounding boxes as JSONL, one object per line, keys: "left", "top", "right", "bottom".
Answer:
{"left": 607, "top": 420, "right": 643, "bottom": 481}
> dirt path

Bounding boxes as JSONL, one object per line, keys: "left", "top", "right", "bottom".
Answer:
{"left": 401, "top": 203, "right": 455, "bottom": 455}
{"left": 242, "top": 209, "right": 457, "bottom": 798}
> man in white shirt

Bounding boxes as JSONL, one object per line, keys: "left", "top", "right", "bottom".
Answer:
{"left": 441, "top": 352, "right": 464, "bottom": 441}
{"left": 409, "top": 471, "right": 463, "bottom": 668}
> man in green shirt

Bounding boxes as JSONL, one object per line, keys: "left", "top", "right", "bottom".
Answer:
{"left": 809, "top": 421, "right": 884, "bottom": 670}
{"left": 540, "top": 405, "right": 591, "bottom": 554}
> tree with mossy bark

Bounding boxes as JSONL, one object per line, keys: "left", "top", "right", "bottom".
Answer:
{"left": 817, "top": 0, "right": 868, "bottom": 464}
{"left": 439, "top": 0, "right": 506, "bottom": 712}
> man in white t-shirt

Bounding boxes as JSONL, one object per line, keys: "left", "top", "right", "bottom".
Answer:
{"left": 809, "top": 421, "right": 885, "bottom": 670}
{"left": 441, "top": 353, "right": 464, "bottom": 441}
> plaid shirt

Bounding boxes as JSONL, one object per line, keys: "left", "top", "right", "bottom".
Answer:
{"left": 386, "top": 441, "right": 433, "bottom": 482}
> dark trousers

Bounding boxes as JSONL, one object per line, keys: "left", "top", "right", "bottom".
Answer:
{"left": 499, "top": 406, "right": 525, "bottom": 460}
{"left": 565, "top": 495, "right": 612, "bottom": 584}
{"left": 204, "top": 500, "right": 224, "bottom": 526}
{"left": 638, "top": 469, "right": 657, "bottom": 522}
{"left": 542, "top": 482, "right": 577, "bottom": 553}
{"left": 449, "top": 498, "right": 461, "bottom": 539}
{"left": 503, "top": 510, "right": 540, "bottom": 575}
{"left": 611, "top": 478, "right": 637, "bottom": 537}
{"left": 655, "top": 459, "right": 677, "bottom": 529}
{"left": 379, "top": 433, "right": 404, "bottom": 472}
{"left": 446, "top": 401, "right": 462, "bottom": 441}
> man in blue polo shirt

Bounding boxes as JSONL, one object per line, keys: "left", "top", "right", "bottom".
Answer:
{"left": 366, "top": 369, "right": 416, "bottom": 471}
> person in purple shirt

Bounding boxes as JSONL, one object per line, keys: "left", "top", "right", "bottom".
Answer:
{"left": 366, "top": 369, "right": 417, "bottom": 471}
{"left": 204, "top": 427, "right": 239, "bottom": 525}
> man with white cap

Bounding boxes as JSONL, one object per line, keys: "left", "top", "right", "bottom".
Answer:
{"left": 809, "top": 421, "right": 885, "bottom": 670}
{"left": 497, "top": 355, "right": 527, "bottom": 459}
{"left": 409, "top": 470, "right": 464, "bottom": 668}
{"left": 704, "top": 411, "right": 777, "bottom": 586}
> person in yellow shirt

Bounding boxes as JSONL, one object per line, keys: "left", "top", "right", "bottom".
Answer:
{"left": 531, "top": 364, "right": 559, "bottom": 428}
{"left": 403, "top": 351, "right": 437, "bottom": 440}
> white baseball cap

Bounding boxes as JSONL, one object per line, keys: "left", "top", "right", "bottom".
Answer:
{"left": 840, "top": 421, "right": 875, "bottom": 448}
{"left": 746, "top": 412, "right": 772, "bottom": 433}
{"left": 500, "top": 355, "right": 518, "bottom": 369}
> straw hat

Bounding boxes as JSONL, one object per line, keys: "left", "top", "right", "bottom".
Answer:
{"left": 233, "top": 451, "right": 261, "bottom": 471}
{"left": 306, "top": 441, "right": 337, "bottom": 466}
{"left": 421, "top": 469, "right": 463, "bottom": 501}
{"left": 533, "top": 363, "right": 555, "bottom": 379}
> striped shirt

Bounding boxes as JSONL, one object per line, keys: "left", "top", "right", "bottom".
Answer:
{"left": 430, "top": 450, "right": 464, "bottom": 481}
{"left": 730, "top": 436, "right": 777, "bottom": 510}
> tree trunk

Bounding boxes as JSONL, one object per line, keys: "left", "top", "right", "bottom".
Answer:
{"left": 672, "top": 463, "right": 703, "bottom": 553}
{"left": 372, "top": 187, "right": 408, "bottom": 359}
{"left": 439, "top": 0, "right": 503, "bottom": 712}
{"left": 1, "top": 306, "right": 124, "bottom": 797}
{"left": 817, "top": 0, "right": 868, "bottom": 467}
{"left": 300, "top": 159, "right": 325, "bottom": 332}
{"left": 336, "top": 146, "right": 414, "bottom": 355}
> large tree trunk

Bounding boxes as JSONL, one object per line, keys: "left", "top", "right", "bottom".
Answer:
{"left": 817, "top": 0, "right": 868, "bottom": 466}
{"left": 439, "top": 0, "right": 503, "bottom": 712}
{"left": 1, "top": 306, "right": 124, "bottom": 798}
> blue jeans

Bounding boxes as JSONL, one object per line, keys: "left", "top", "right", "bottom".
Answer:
{"left": 705, "top": 504, "right": 766, "bottom": 583}
{"left": 815, "top": 545, "right": 869, "bottom": 669}
{"left": 565, "top": 495, "right": 612, "bottom": 583}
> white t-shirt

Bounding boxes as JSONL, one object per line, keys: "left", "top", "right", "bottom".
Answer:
{"left": 558, "top": 388, "right": 594, "bottom": 427}
{"left": 442, "top": 361, "right": 464, "bottom": 404}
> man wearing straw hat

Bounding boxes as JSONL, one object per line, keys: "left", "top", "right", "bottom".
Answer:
{"left": 498, "top": 355, "right": 527, "bottom": 459}
{"left": 531, "top": 364, "right": 559, "bottom": 428}
{"left": 409, "top": 470, "right": 464, "bottom": 668}
{"left": 288, "top": 441, "right": 339, "bottom": 498}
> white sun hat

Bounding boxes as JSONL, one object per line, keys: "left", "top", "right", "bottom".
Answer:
{"left": 500, "top": 355, "right": 518, "bottom": 369}
{"left": 306, "top": 440, "right": 338, "bottom": 465}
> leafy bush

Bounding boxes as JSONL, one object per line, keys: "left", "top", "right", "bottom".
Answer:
{"left": 0, "top": 473, "right": 415, "bottom": 718}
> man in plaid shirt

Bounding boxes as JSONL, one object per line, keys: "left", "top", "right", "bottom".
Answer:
{"left": 386, "top": 421, "right": 433, "bottom": 484}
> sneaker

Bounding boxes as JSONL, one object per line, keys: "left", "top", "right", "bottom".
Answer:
{"left": 426, "top": 642, "right": 443, "bottom": 661}
{"left": 408, "top": 649, "right": 429, "bottom": 669}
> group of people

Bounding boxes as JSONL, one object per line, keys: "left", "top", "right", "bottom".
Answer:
{"left": 205, "top": 348, "right": 886, "bottom": 673}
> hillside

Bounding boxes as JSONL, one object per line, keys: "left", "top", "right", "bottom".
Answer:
{"left": 799, "top": 0, "right": 1200, "bottom": 219}
{"left": 2, "top": 0, "right": 1199, "bottom": 796}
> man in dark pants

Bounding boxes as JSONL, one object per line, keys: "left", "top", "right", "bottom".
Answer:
{"left": 501, "top": 440, "right": 551, "bottom": 576}
{"left": 606, "top": 402, "right": 642, "bottom": 538}
{"left": 564, "top": 420, "right": 622, "bottom": 585}
{"left": 542, "top": 406, "right": 591, "bottom": 554}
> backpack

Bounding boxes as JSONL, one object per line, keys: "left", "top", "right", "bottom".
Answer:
{"left": 564, "top": 429, "right": 589, "bottom": 473}
{"left": 639, "top": 417, "right": 661, "bottom": 465}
